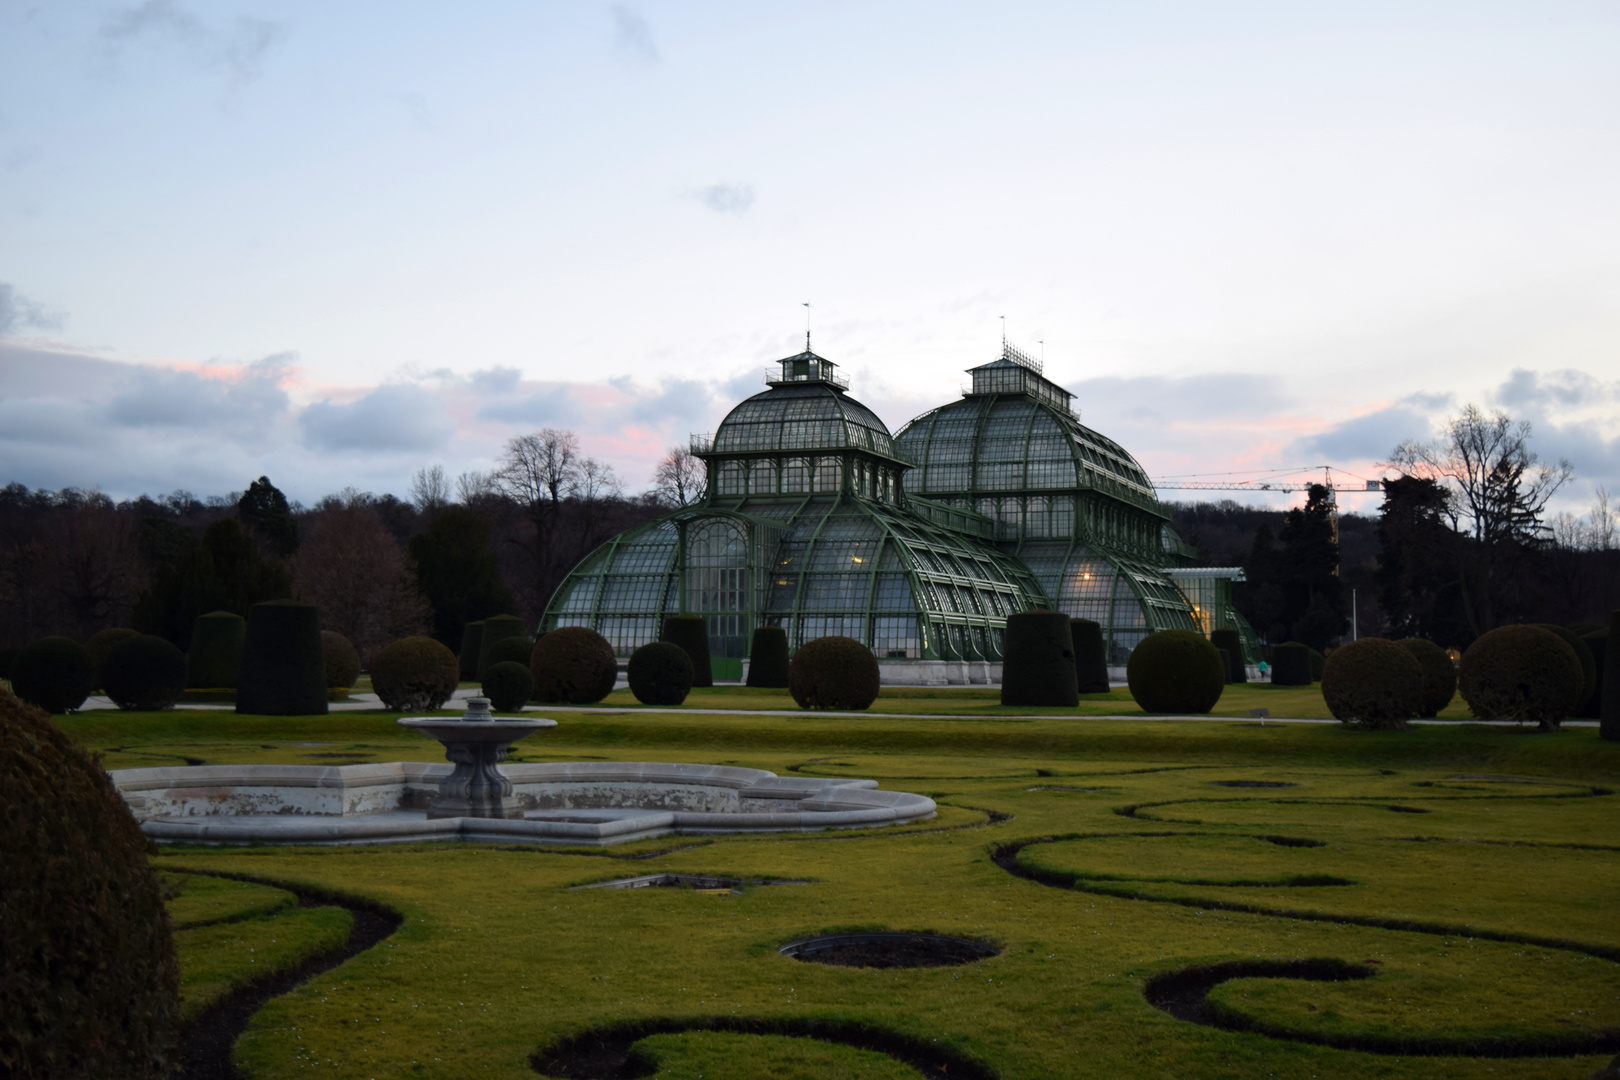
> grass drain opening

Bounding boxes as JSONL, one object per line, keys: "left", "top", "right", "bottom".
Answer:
{"left": 571, "top": 873, "right": 806, "bottom": 894}
{"left": 1210, "top": 780, "right": 1297, "bottom": 788}
{"left": 780, "top": 932, "right": 1000, "bottom": 968}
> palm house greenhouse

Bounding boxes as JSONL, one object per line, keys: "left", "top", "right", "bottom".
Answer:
{"left": 542, "top": 341, "right": 1257, "bottom": 681}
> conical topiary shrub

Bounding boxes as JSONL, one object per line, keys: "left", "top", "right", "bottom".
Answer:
{"left": 1396, "top": 637, "right": 1457, "bottom": 718}
{"left": 1210, "top": 629, "right": 1247, "bottom": 683}
{"left": 187, "top": 611, "right": 247, "bottom": 689}
{"left": 628, "top": 641, "right": 695, "bottom": 705}
{"left": 477, "top": 615, "right": 527, "bottom": 680}
{"left": 1126, "top": 629, "right": 1225, "bottom": 714}
{"left": 1001, "top": 610, "right": 1078, "bottom": 708}
{"left": 102, "top": 635, "right": 188, "bottom": 711}
{"left": 10, "top": 636, "right": 94, "bottom": 714}
{"left": 85, "top": 627, "right": 140, "bottom": 689}
{"left": 1070, "top": 619, "right": 1110, "bottom": 694}
{"left": 746, "top": 625, "right": 791, "bottom": 688}
{"left": 662, "top": 615, "right": 713, "bottom": 688}
{"left": 236, "top": 600, "right": 328, "bottom": 715}
{"left": 458, "top": 620, "right": 485, "bottom": 681}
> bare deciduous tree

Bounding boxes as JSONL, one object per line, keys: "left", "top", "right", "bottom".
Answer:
{"left": 410, "top": 465, "right": 451, "bottom": 515}
{"left": 652, "top": 445, "right": 706, "bottom": 507}
{"left": 293, "top": 502, "right": 432, "bottom": 662}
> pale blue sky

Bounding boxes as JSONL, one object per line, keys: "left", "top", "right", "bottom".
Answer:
{"left": 2, "top": 1, "right": 1617, "bottom": 511}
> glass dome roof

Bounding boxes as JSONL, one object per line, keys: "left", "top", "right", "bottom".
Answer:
{"left": 711, "top": 382, "right": 897, "bottom": 459}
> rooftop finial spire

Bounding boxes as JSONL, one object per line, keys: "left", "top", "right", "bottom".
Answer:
{"left": 803, "top": 302, "right": 812, "bottom": 352}
{"left": 1000, "top": 314, "right": 1006, "bottom": 348}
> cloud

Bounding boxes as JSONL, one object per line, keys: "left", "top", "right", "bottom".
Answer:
{"left": 467, "top": 366, "right": 523, "bottom": 395}
{"left": 626, "top": 378, "right": 715, "bottom": 427}
{"left": 0, "top": 282, "right": 64, "bottom": 337}
{"left": 299, "top": 384, "right": 455, "bottom": 452}
{"left": 476, "top": 385, "right": 582, "bottom": 427}
{"left": 1493, "top": 368, "right": 1619, "bottom": 411}
{"left": 696, "top": 183, "right": 755, "bottom": 215}
{"left": 1067, "top": 372, "right": 1287, "bottom": 425}
{"left": 1292, "top": 399, "right": 1442, "bottom": 463}
{"left": 611, "top": 6, "right": 659, "bottom": 65}
{"left": 98, "top": 0, "right": 287, "bottom": 89}
{"left": 104, "top": 357, "right": 291, "bottom": 435}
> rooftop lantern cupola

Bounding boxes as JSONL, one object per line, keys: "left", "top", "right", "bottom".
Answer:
{"left": 769, "top": 334, "right": 849, "bottom": 390}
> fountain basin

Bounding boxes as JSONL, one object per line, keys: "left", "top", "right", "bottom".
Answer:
{"left": 396, "top": 715, "right": 555, "bottom": 819}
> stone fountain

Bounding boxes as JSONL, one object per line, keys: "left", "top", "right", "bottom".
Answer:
{"left": 396, "top": 697, "right": 555, "bottom": 819}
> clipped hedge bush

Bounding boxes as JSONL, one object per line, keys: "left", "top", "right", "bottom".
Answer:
{"left": 628, "top": 641, "right": 695, "bottom": 705}
{"left": 0, "top": 647, "right": 17, "bottom": 681}
{"left": 1308, "top": 647, "right": 1327, "bottom": 682}
{"left": 662, "top": 615, "right": 713, "bottom": 688}
{"left": 237, "top": 601, "right": 328, "bottom": 716}
{"left": 1581, "top": 628, "right": 1607, "bottom": 721}
{"left": 1396, "top": 637, "right": 1456, "bottom": 718}
{"left": 458, "top": 620, "right": 485, "bottom": 681}
{"left": 481, "top": 660, "right": 534, "bottom": 713}
{"left": 10, "top": 636, "right": 94, "bottom": 714}
{"left": 531, "top": 626, "right": 618, "bottom": 705}
{"left": 101, "top": 635, "right": 188, "bottom": 711}
{"left": 372, "top": 636, "right": 461, "bottom": 711}
{"left": 789, "top": 635, "right": 881, "bottom": 711}
{"left": 1126, "top": 629, "right": 1225, "bottom": 714}
{"left": 85, "top": 627, "right": 139, "bottom": 689}
{"left": 1070, "top": 618, "right": 1110, "bottom": 694}
{"left": 1001, "top": 610, "right": 1078, "bottom": 708}
{"left": 186, "top": 611, "right": 246, "bottom": 689}
{"left": 1459, "top": 624, "right": 1584, "bottom": 731}
{"left": 1270, "top": 642, "right": 1312, "bottom": 686}
{"left": 320, "top": 631, "right": 361, "bottom": 689}
{"left": 1602, "top": 613, "right": 1620, "bottom": 741}
{"left": 485, "top": 636, "right": 533, "bottom": 669}
{"left": 1321, "top": 637, "right": 1423, "bottom": 729}
{"left": 1210, "top": 629, "right": 1247, "bottom": 683}
{"left": 477, "top": 615, "right": 527, "bottom": 679}
{"left": 746, "top": 626, "right": 790, "bottom": 688}
{"left": 0, "top": 686, "right": 180, "bottom": 1078}
{"left": 1537, "top": 624, "right": 1596, "bottom": 715}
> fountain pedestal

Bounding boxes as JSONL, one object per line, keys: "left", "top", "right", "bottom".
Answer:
{"left": 397, "top": 698, "right": 556, "bottom": 819}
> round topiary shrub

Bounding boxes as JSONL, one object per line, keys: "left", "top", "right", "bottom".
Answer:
{"left": 1270, "top": 642, "right": 1312, "bottom": 686}
{"left": 662, "top": 615, "right": 713, "bottom": 688}
{"left": 1321, "top": 637, "right": 1423, "bottom": 729}
{"left": 1536, "top": 624, "right": 1596, "bottom": 716}
{"left": 0, "top": 686, "right": 180, "bottom": 1078}
{"left": 1001, "top": 610, "right": 1078, "bottom": 707}
{"left": 627, "top": 641, "right": 695, "bottom": 705}
{"left": 1125, "top": 630, "right": 1225, "bottom": 715}
{"left": 1070, "top": 618, "right": 1110, "bottom": 694}
{"left": 1210, "top": 628, "right": 1247, "bottom": 684}
{"left": 746, "top": 625, "right": 790, "bottom": 688}
{"left": 485, "top": 635, "right": 533, "bottom": 669}
{"left": 1396, "top": 637, "right": 1457, "bottom": 718}
{"left": 477, "top": 615, "right": 527, "bottom": 679}
{"left": 237, "top": 601, "right": 328, "bottom": 716}
{"left": 85, "top": 627, "right": 140, "bottom": 689}
{"left": 1459, "top": 624, "right": 1585, "bottom": 731}
{"left": 101, "top": 634, "right": 188, "bottom": 711}
{"left": 10, "top": 636, "right": 94, "bottom": 714}
{"left": 371, "top": 635, "right": 461, "bottom": 711}
{"left": 481, "top": 660, "right": 534, "bottom": 713}
{"left": 531, "top": 626, "right": 618, "bottom": 704}
{"left": 320, "top": 631, "right": 361, "bottom": 689}
{"left": 789, "top": 635, "right": 881, "bottom": 710}
{"left": 187, "top": 611, "right": 246, "bottom": 689}
{"left": 458, "top": 620, "right": 485, "bottom": 681}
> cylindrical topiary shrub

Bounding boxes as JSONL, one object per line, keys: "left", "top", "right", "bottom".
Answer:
{"left": 485, "top": 636, "right": 533, "bottom": 669}
{"left": 481, "top": 660, "right": 533, "bottom": 713}
{"left": 1126, "top": 629, "right": 1225, "bottom": 715}
{"left": 458, "top": 620, "right": 485, "bottom": 682}
{"left": 1070, "top": 618, "right": 1110, "bottom": 694}
{"left": 1459, "top": 624, "right": 1585, "bottom": 731}
{"left": 627, "top": 641, "right": 695, "bottom": 705}
{"left": 1270, "top": 642, "right": 1312, "bottom": 686}
{"left": 1601, "top": 613, "right": 1620, "bottom": 741}
{"left": 789, "top": 635, "right": 881, "bottom": 710}
{"left": 1321, "top": 637, "right": 1423, "bottom": 729}
{"left": 1210, "top": 629, "right": 1247, "bottom": 683}
{"left": 101, "top": 634, "right": 188, "bottom": 711}
{"left": 477, "top": 615, "right": 527, "bottom": 679}
{"left": 531, "top": 626, "right": 618, "bottom": 704}
{"left": 1536, "top": 625, "right": 1596, "bottom": 717}
{"left": 746, "top": 625, "right": 791, "bottom": 688}
{"left": 1396, "top": 637, "right": 1457, "bottom": 718}
{"left": 186, "top": 611, "right": 246, "bottom": 689}
{"left": 236, "top": 600, "right": 328, "bottom": 716}
{"left": 10, "top": 636, "right": 94, "bottom": 714}
{"left": 0, "top": 647, "right": 17, "bottom": 681}
{"left": 661, "top": 615, "right": 713, "bottom": 688}
{"left": 0, "top": 686, "right": 180, "bottom": 1078}
{"left": 1001, "top": 610, "right": 1078, "bottom": 707}
{"left": 371, "top": 635, "right": 461, "bottom": 711}
{"left": 85, "top": 627, "right": 139, "bottom": 689}
{"left": 1580, "top": 628, "right": 1607, "bottom": 720}
{"left": 320, "top": 631, "right": 361, "bottom": 689}
{"left": 1308, "top": 647, "right": 1327, "bottom": 682}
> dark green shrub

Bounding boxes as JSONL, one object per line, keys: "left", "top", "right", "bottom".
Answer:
{"left": 458, "top": 620, "right": 485, "bottom": 681}
{"left": 746, "top": 626, "right": 790, "bottom": 688}
{"left": 1600, "top": 613, "right": 1620, "bottom": 741}
{"left": 10, "top": 636, "right": 94, "bottom": 714}
{"left": 1271, "top": 642, "right": 1312, "bottom": 686}
{"left": 531, "top": 626, "right": 618, "bottom": 704}
{"left": 628, "top": 641, "right": 695, "bottom": 705}
{"left": 662, "top": 615, "right": 713, "bottom": 688}
{"left": 481, "top": 661, "right": 534, "bottom": 713}
{"left": 320, "top": 631, "right": 361, "bottom": 689}
{"left": 236, "top": 600, "right": 328, "bottom": 716}
{"left": 1070, "top": 619, "right": 1110, "bottom": 694}
{"left": 1210, "top": 629, "right": 1247, "bottom": 683}
{"left": 85, "top": 627, "right": 139, "bottom": 688}
{"left": 1536, "top": 624, "right": 1596, "bottom": 716}
{"left": 186, "top": 611, "right": 246, "bottom": 689}
{"left": 1215, "top": 647, "right": 1232, "bottom": 685}
{"left": 0, "top": 647, "right": 16, "bottom": 681}
{"left": 1459, "top": 624, "right": 1584, "bottom": 731}
{"left": 1580, "top": 628, "right": 1606, "bottom": 720}
{"left": 1308, "top": 647, "right": 1326, "bottom": 682}
{"left": 1001, "top": 610, "right": 1078, "bottom": 707}
{"left": 372, "top": 636, "right": 461, "bottom": 711}
{"left": 0, "top": 686, "right": 179, "bottom": 1078}
{"left": 1396, "top": 637, "right": 1457, "bottom": 718}
{"left": 1321, "top": 638, "right": 1423, "bottom": 729}
{"left": 477, "top": 615, "right": 527, "bottom": 679}
{"left": 789, "top": 635, "right": 881, "bottom": 710}
{"left": 1126, "top": 629, "right": 1224, "bottom": 714}
{"left": 101, "top": 635, "right": 188, "bottom": 711}
{"left": 485, "top": 635, "right": 533, "bottom": 669}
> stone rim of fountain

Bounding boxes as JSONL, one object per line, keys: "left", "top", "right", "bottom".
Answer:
{"left": 395, "top": 696, "right": 557, "bottom": 819}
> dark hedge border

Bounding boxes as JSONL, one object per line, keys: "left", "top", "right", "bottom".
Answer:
{"left": 1116, "top": 786, "right": 1610, "bottom": 822}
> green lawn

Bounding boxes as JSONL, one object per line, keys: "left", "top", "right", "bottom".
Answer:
{"left": 52, "top": 695, "right": 1620, "bottom": 1079}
